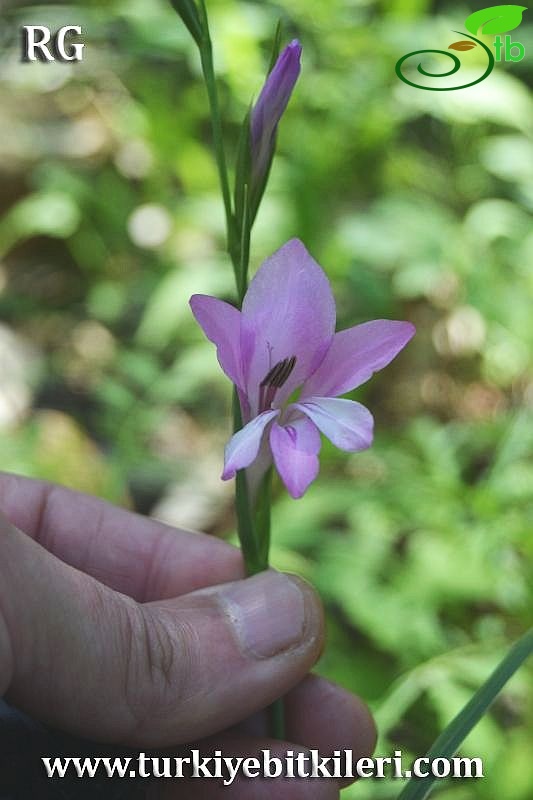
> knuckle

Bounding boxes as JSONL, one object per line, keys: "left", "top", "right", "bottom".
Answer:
{"left": 122, "top": 601, "right": 198, "bottom": 734}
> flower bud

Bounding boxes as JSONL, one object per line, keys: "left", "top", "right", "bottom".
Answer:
{"left": 250, "top": 40, "right": 302, "bottom": 187}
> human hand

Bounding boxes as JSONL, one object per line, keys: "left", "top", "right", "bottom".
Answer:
{"left": 0, "top": 473, "right": 375, "bottom": 798}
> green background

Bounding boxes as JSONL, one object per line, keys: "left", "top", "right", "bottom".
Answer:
{"left": 0, "top": 1, "right": 532, "bottom": 796}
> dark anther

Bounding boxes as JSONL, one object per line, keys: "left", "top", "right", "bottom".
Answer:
{"left": 260, "top": 356, "right": 297, "bottom": 389}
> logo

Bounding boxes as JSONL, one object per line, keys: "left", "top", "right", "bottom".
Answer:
{"left": 395, "top": 4, "right": 527, "bottom": 91}
{"left": 21, "top": 25, "right": 84, "bottom": 62}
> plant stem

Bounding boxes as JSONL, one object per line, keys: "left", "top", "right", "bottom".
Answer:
{"left": 197, "top": 1, "right": 236, "bottom": 270}
{"left": 233, "top": 395, "right": 284, "bottom": 739}
{"left": 232, "top": 390, "right": 264, "bottom": 575}
{"left": 196, "top": 0, "right": 282, "bottom": 738}
{"left": 270, "top": 698, "right": 285, "bottom": 739}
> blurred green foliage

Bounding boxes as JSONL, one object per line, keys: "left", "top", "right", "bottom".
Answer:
{"left": 1, "top": 0, "right": 532, "bottom": 796}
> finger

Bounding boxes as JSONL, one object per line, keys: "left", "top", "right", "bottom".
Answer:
{"left": 224, "top": 674, "right": 376, "bottom": 788}
{"left": 0, "top": 515, "right": 324, "bottom": 745}
{"left": 0, "top": 472, "right": 243, "bottom": 601}
{"left": 151, "top": 739, "right": 341, "bottom": 800}
{"left": 284, "top": 674, "right": 376, "bottom": 787}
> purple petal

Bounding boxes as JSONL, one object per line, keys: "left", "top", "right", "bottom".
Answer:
{"left": 270, "top": 416, "right": 321, "bottom": 499}
{"left": 242, "top": 239, "right": 335, "bottom": 413}
{"left": 251, "top": 40, "right": 302, "bottom": 181}
{"left": 190, "top": 294, "right": 244, "bottom": 389}
{"left": 296, "top": 397, "right": 374, "bottom": 452}
{"left": 302, "top": 320, "right": 415, "bottom": 398}
{"left": 222, "top": 409, "right": 279, "bottom": 480}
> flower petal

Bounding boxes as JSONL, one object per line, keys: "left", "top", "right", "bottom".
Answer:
{"left": 222, "top": 410, "right": 279, "bottom": 480}
{"left": 296, "top": 397, "right": 374, "bottom": 452}
{"left": 302, "top": 320, "right": 415, "bottom": 398}
{"left": 190, "top": 294, "right": 244, "bottom": 388}
{"left": 270, "top": 416, "right": 321, "bottom": 499}
{"left": 242, "top": 239, "right": 336, "bottom": 412}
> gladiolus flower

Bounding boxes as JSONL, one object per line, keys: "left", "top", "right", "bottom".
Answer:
{"left": 190, "top": 239, "right": 415, "bottom": 499}
{"left": 250, "top": 40, "right": 302, "bottom": 185}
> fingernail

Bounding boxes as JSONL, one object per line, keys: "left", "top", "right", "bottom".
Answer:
{"left": 220, "top": 571, "right": 315, "bottom": 659}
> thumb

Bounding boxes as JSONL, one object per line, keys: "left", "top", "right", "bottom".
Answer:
{"left": 0, "top": 513, "right": 323, "bottom": 746}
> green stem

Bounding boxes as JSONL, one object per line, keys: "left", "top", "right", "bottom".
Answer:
{"left": 232, "top": 389, "right": 264, "bottom": 575}
{"left": 197, "top": 0, "right": 236, "bottom": 268}
{"left": 270, "top": 698, "right": 285, "bottom": 739}
{"left": 196, "top": 0, "right": 281, "bottom": 738}
{"left": 233, "top": 397, "right": 283, "bottom": 739}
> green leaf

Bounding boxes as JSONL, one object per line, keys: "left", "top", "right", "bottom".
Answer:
{"left": 268, "top": 20, "right": 283, "bottom": 73}
{"left": 234, "top": 106, "right": 252, "bottom": 235}
{"left": 238, "top": 182, "right": 251, "bottom": 301}
{"left": 250, "top": 146, "right": 275, "bottom": 226}
{"left": 232, "top": 107, "right": 253, "bottom": 299}
{"left": 465, "top": 5, "right": 527, "bottom": 35}
{"left": 397, "top": 627, "right": 533, "bottom": 800}
{"left": 0, "top": 191, "right": 80, "bottom": 258}
{"left": 168, "top": 0, "right": 203, "bottom": 45}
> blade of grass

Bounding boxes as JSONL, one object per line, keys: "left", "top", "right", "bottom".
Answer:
{"left": 397, "top": 627, "right": 533, "bottom": 800}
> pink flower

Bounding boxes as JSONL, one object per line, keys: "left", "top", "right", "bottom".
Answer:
{"left": 190, "top": 239, "right": 415, "bottom": 499}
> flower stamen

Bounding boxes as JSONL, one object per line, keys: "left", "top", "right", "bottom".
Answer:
{"left": 259, "top": 355, "right": 296, "bottom": 411}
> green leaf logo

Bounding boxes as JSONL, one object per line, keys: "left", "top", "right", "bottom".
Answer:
{"left": 465, "top": 4, "right": 528, "bottom": 35}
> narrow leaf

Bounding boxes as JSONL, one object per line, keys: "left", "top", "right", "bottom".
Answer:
{"left": 238, "top": 182, "right": 251, "bottom": 301}
{"left": 397, "top": 627, "right": 533, "bottom": 800}
{"left": 234, "top": 106, "right": 252, "bottom": 233}
{"left": 268, "top": 20, "right": 283, "bottom": 74}
{"left": 464, "top": 4, "right": 527, "bottom": 35}
{"left": 168, "top": 0, "right": 203, "bottom": 44}
{"left": 249, "top": 139, "right": 275, "bottom": 224}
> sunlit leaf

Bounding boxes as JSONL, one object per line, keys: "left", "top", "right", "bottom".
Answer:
{"left": 465, "top": 4, "right": 527, "bottom": 35}
{"left": 0, "top": 192, "right": 80, "bottom": 258}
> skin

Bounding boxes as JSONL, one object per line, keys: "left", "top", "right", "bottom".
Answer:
{"left": 0, "top": 472, "right": 376, "bottom": 798}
